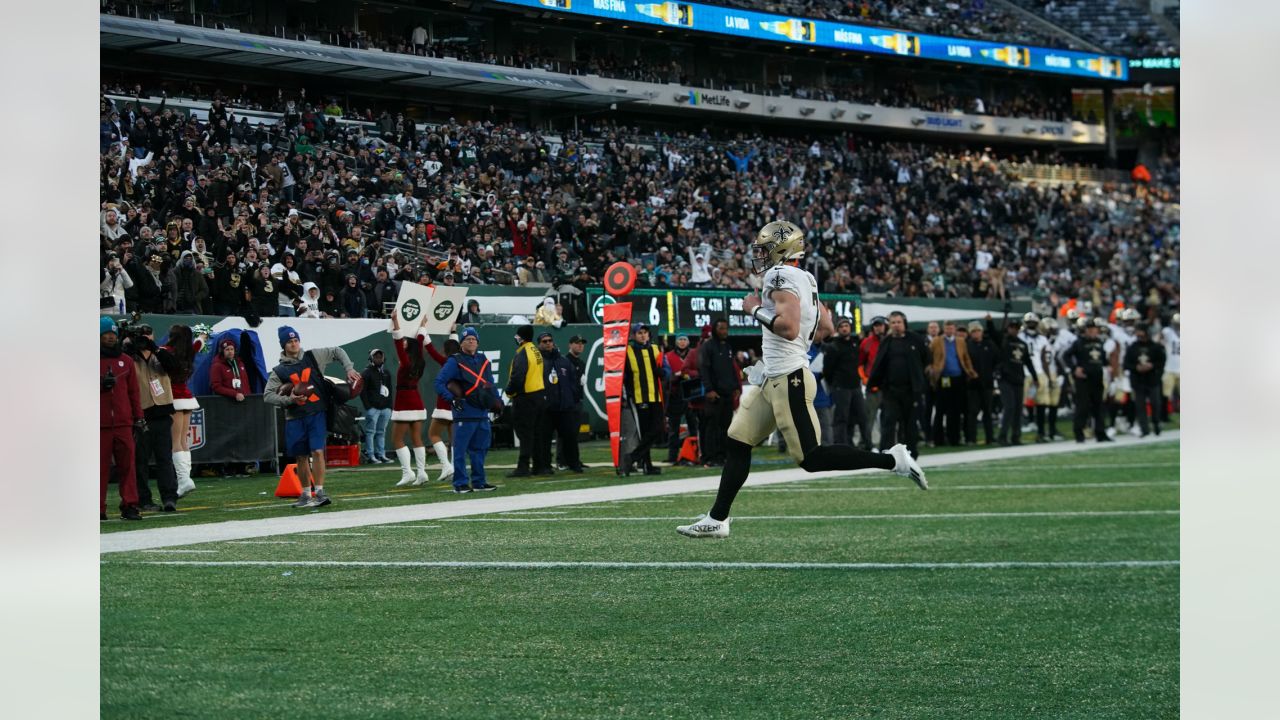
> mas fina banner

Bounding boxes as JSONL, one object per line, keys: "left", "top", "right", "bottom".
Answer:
{"left": 496, "top": 0, "right": 1127, "bottom": 81}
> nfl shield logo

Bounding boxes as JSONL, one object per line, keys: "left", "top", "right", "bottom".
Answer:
{"left": 187, "top": 408, "right": 206, "bottom": 451}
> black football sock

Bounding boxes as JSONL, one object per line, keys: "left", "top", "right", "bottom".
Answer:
{"left": 708, "top": 439, "right": 753, "bottom": 522}
{"left": 800, "top": 444, "right": 894, "bottom": 473}
{"left": 1048, "top": 406, "right": 1059, "bottom": 436}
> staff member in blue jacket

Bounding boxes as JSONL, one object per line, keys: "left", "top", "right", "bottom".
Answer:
{"left": 434, "top": 327, "right": 501, "bottom": 494}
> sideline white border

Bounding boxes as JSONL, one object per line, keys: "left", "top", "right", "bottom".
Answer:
{"left": 101, "top": 432, "right": 1178, "bottom": 553}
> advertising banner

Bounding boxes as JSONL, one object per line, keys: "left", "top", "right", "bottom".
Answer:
{"left": 493, "top": 0, "right": 1127, "bottom": 80}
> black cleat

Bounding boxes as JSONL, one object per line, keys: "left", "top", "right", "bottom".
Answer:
{"left": 472, "top": 483, "right": 499, "bottom": 492}
{"left": 121, "top": 506, "right": 143, "bottom": 521}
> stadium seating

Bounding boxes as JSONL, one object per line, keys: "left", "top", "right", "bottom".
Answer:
{"left": 99, "top": 70, "right": 1179, "bottom": 324}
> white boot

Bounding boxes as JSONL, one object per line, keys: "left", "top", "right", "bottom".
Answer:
{"left": 434, "top": 441, "right": 454, "bottom": 484}
{"left": 412, "top": 446, "right": 430, "bottom": 485}
{"left": 395, "top": 446, "right": 415, "bottom": 487}
{"left": 174, "top": 451, "right": 196, "bottom": 497}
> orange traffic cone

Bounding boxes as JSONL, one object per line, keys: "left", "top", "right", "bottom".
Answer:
{"left": 275, "top": 464, "right": 302, "bottom": 498}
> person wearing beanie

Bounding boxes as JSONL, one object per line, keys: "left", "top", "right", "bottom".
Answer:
{"left": 662, "top": 333, "right": 701, "bottom": 466}
{"left": 424, "top": 331, "right": 463, "bottom": 483}
{"left": 434, "top": 326, "right": 502, "bottom": 492}
{"left": 360, "top": 348, "right": 393, "bottom": 464}
{"left": 622, "top": 322, "right": 670, "bottom": 476}
{"left": 100, "top": 316, "right": 144, "bottom": 521}
{"left": 127, "top": 326, "right": 179, "bottom": 511}
{"left": 161, "top": 324, "right": 205, "bottom": 498}
{"left": 263, "top": 324, "right": 360, "bottom": 508}
{"left": 505, "top": 324, "right": 548, "bottom": 476}
{"left": 387, "top": 313, "right": 433, "bottom": 487}
{"left": 541, "top": 333, "right": 586, "bottom": 473}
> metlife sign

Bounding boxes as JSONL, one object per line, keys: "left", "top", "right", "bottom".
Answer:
{"left": 496, "top": 0, "right": 1128, "bottom": 81}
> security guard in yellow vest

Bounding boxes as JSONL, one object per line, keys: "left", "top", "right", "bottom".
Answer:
{"left": 505, "top": 324, "right": 551, "bottom": 476}
{"left": 623, "top": 323, "right": 671, "bottom": 476}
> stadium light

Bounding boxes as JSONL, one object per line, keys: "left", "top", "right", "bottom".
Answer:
{"left": 970, "top": 121, "right": 985, "bottom": 130}
{"left": 734, "top": 99, "right": 751, "bottom": 109}
{"left": 910, "top": 116, "right": 926, "bottom": 126}
{"left": 675, "top": 93, "right": 689, "bottom": 102}
{"left": 830, "top": 108, "right": 845, "bottom": 119}
{"left": 856, "top": 111, "right": 872, "bottom": 121}
{"left": 799, "top": 107, "right": 815, "bottom": 116}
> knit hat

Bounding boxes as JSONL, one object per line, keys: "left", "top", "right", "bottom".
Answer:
{"left": 369, "top": 348, "right": 384, "bottom": 360}
{"left": 279, "top": 325, "right": 300, "bottom": 347}
{"left": 515, "top": 325, "right": 534, "bottom": 343}
{"left": 967, "top": 321, "right": 983, "bottom": 332}
{"left": 218, "top": 337, "right": 237, "bottom": 352}
{"left": 536, "top": 331, "right": 553, "bottom": 343}
{"left": 461, "top": 327, "right": 480, "bottom": 342}
{"left": 100, "top": 316, "right": 118, "bottom": 335}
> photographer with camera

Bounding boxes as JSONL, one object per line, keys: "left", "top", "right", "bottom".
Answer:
{"left": 101, "top": 252, "right": 133, "bottom": 315}
{"left": 126, "top": 322, "right": 180, "bottom": 512}
{"left": 100, "top": 317, "right": 143, "bottom": 521}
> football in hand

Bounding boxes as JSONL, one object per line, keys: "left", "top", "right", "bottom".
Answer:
{"left": 346, "top": 374, "right": 364, "bottom": 397}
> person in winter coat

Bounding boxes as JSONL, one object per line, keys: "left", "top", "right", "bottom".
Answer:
{"left": 209, "top": 337, "right": 249, "bottom": 402}
{"left": 174, "top": 250, "right": 209, "bottom": 314}
{"left": 434, "top": 327, "right": 501, "bottom": 493}
{"left": 361, "top": 348, "right": 394, "bottom": 463}
{"left": 663, "top": 334, "right": 700, "bottom": 465}
{"left": 296, "top": 281, "right": 324, "bottom": 318}
{"left": 541, "top": 333, "right": 585, "bottom": 473}
{"left": 340, "top": 273, "right": 367, "bottom": 318}
{"left": 100, "top": 317, "right": 143, "bottom": 521}
{"left": 101, "top": 256, "right": 133, "bottom": 314}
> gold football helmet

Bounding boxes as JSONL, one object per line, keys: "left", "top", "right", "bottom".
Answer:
{"left": 751, "top": 221, "right": 805, "bottom": 274}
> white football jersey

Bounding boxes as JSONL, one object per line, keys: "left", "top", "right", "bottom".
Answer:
{"left": 1018, "top": 330, "right": 1047, "bottom": 376}
{"left": 759, "top": 264, "right": 819, "bottom": 377}
{"left": 1161, "top": 326, "right": 1180, "bottom": 374}
{"left": 1053, "top": 328, "right": 1077, "bottom": 364}
{"left": 1109, "top": 324, "right": 1137, "bottom": 359}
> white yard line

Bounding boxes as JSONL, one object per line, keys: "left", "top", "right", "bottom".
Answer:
{"left": 117, "top": 559, "right": 1180, "bottom": 571}
{"left": 101, "top": 432, "right": 1179, "bottom": 554}
{"left": 140, "top": 549, "right": 219, "bottom": 554}
{"left": 737, "top": 480, "right": 1179, "bottom": 492}
{"left": 225, "top": 541, "right": 298, "bottom": 545}
{"left": 300, "top": 532, "right": 368, "bottom": 537}
{"left": 440, "top": 510, "right": 1179, "bottom": 523}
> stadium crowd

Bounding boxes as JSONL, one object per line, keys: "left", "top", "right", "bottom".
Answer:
{"left": 99, "top": 77, "right": 1178, "bottom": 328}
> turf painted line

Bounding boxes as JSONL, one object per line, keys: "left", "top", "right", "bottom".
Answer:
{"left": 120, "top": 559, "right": 1180, "bottom": 571}
{"left": 440, "top": 509, "right": 1179, "bottom": 522}
{"left": 100, "top": 431, "right": 1178, "bottom": 554}
{"left": 741, "top": 480, "right": 1180, "bottom": 492}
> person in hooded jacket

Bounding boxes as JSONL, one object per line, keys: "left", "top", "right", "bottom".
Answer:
{"left": 434, "top": 327, "right": 501, "bottom": 493}
{"left": 340, "top": 273, "right": 367, "bottom": 318}
{"left": 361, "top": 348, "right": 394, "bottom": 463}
{"left": 296, "top": 281, "right": 324, "bottom": 318}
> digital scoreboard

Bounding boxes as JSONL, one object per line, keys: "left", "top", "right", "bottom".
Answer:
{"left": 587, "top": 288, "right": 862, "bottom": 336}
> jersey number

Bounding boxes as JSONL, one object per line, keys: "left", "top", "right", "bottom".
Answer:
{"left": 808, "top": 285, "right": 819, "bottom": 342}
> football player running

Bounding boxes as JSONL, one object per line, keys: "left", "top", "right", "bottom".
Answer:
{"left": 677, "top": 221, "right": 926, "bottom": 539}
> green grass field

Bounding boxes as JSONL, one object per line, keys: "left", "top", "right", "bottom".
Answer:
{"left": 101, "top": 441, "right": 1178, "bottom": 719}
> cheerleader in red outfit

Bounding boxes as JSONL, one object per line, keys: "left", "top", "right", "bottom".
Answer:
{"left": 390, "top": 313, "right": 432, "bottom": 486}
{"left": 163, "top": 324, "right": 204, "bottom": 497}
{"left": 424, "top": 333, "right": 461, "bottom": 483}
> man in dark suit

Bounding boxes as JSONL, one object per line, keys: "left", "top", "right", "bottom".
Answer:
{"left": 868, "top": 311, "right": 931, "bottom": 458}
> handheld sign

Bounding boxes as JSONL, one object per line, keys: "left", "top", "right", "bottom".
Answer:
{"left": 392, "top": 281, "right": 435, "bottom": 338}
{"left": 424, "top": 285, "right": 470, "bottom": 335}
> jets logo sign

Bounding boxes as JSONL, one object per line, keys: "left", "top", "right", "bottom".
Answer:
{"left": 401, "top": 298, "right": 422, "bottom": 322}
{"left": 187, "top": 408, "right": 206, "bottom": 451}
{"left": 434, "top": 299, "right": 455, "bottom": 321}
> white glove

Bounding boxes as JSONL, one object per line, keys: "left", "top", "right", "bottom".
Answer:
{"left": 746, "top": 363, "right": 767, "bottom": 387}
